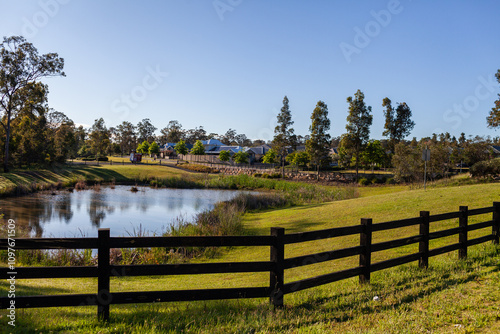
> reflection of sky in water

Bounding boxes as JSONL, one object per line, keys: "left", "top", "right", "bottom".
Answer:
{"left": 0, "top": 186, "right": 249, "bottom": 237}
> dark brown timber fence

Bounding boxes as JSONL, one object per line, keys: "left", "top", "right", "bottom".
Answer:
{"left": 2, "top": 202, "right": 500, "bottom": 321}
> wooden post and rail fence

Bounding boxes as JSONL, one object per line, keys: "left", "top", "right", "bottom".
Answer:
{"left": 1, "top": 202, "right": 499, "bottom": 321}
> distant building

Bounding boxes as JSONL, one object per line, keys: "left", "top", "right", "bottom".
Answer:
{"left": 159, "top": 142, "right": 193, "bottom": 158}
{"left": 245, "top": 144, "right": 272, "bottom": 162}
{"left": 201, "top": 139, "right": 225, "bottom": 151}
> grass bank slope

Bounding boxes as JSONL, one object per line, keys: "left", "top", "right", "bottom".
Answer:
{"left": 0, "top": 164, "right": 192, "bottom": 196}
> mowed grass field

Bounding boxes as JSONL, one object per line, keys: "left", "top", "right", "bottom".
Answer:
{"left": 0, "top": 171, "right": 499, "bottom": 332}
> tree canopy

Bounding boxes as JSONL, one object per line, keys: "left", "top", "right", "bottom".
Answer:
{"left": 191, "top": 140, "right": 205, "bottom": 155}
{"left": 174, "top": 140, "right": 188, "bottom": 156}
{"left": 273, "top": 96, "right": 296, "bottom": 177}
{"left": 89, "top": 118, "right": 110, "bottom": 158}
{"left": 148, "top": 141, "right": 160, "bottom": 155}
{"left": 0, "top": 36, "right": 65, "bottom": 171}
{"left": 346, "top": 90, "right": 373, "bottom": 180}
{"left": 382, "top": 97, "right": 415, "bottom": 144}
{"left": 487, "top": 69, "right": 500, "bottom": 128}
{"left": 219, "top": 150, "right": 230, "bottom": 162}
{"left": 136, "top": 118, "right": 157, "bottom": 143}
{"left": 262, "top": 148, "right": 278, "bottom": 164}
{"left": 306, "top": 100, "right": 331, "bottom": 176}
{"left": 233, "top": 150, "right": 248, "bottom": 164}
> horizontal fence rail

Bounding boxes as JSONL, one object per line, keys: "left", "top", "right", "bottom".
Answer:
{"left": 1, "top": 202, "right": 499, "bottom": 321}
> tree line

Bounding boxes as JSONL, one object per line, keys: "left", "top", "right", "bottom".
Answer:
{"left": 2, "top": 35, "right": 500, "bottom": 179}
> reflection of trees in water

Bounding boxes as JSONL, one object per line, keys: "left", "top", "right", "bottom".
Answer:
{"left": 88, "top": 191, "right": 115, "bottom": 227}
{"left": 133, "top": 191, "right": 152, "bottom": 213}
{"left": 166, "top": 196, "right": 184, "bottom": 210}
{"left": 54, "top": 193, "right": 73, "bottom": 223}
{"left": 0, "top": 187, "right": 242, "bottom": 237}
{"left": 0, "top": 194, "right": 57, "bottom": 237}
{"left": 192, "top": 197, "right": 206, "bottom": 211}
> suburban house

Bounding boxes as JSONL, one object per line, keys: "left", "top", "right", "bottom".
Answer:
{"left": 245, "top": 144, "right": 272, "bottom": 162}
{"left": 201, "top": 139, "right": 225, "bottom": 151}
{"left": 159, "top": 142, "right": 193, "bottom": 158}
{"left": 159, "top": 139, "right": 273, "bottom": 163}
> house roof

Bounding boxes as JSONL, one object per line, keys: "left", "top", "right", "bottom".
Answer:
{"left": 491, "top": 145, "right": 500, "bottom": 154}
{"left": 245, "top": 145, "right": 271, "bottom": 155}
{"left": 159, "top": 143, "right": 177, "bottom": 150}
{"left": 207, "top": 146, "right": 244, "bottom": 154}
{"left": 201, "top": 139, "right": 224, "bottom": 146}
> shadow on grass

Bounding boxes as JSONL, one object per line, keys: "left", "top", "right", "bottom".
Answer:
{"left": 6, "top": 248, "right": 499, "bottom": 334}
{"left": 0, "top": 279, "right": 71, "bottom": 297}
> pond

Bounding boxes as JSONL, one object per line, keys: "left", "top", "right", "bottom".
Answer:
{"left": 0, "top": 186, "right": 250, "bottom": 238}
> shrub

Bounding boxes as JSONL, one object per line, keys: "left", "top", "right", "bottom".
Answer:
{"left": 178, "top": 164, "right": 218, "bottom": 173}
{"left": 253, "top": 173, "right": 262, "bottom": 178}
{"left": 358, "top": 178, "right": 370, "bottom": 186}
{"left": 97, "top": 157, "right": 109, "bottom": 161}
{"left": 470, "top": 159, "right": 500, "bottom": 178}
{"left": 386, "top": 177, "right": 396, "bottom": 184}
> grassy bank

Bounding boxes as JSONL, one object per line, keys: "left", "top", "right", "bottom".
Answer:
{"left": 0, "top": 164, "right": 194, "bottom": 196}
{"left": 1, "top": 183, "right": 499, "bottom": 332}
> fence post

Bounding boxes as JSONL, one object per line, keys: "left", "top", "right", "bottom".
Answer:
{"left": 493, "top": 202, "right": 500, "bottom": 245}
{"left": 359, "top": 218, "right": 372, "bottom": 284}
{"left": 419, "top": 211, "right": 430, "bottom": 269}
{"left": 97, "top": 228, "right": 111, "bottom": 322}
{"left": 459, "top": 206, "right": 468, "bottom": 259}
{"left": 270, "top": 227, "right": 285, "bottom": 308}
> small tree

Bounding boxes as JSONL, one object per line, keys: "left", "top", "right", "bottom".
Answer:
{"left": 392, "top": 142, "right": 422, "bottom": 183}
{"left": 361, "top": 140, "right": 387, "bottom": 172}
{"left": 306, "top": 100, "right": 331, "bottom": 179}
{"left": 233, "top": 151, "right": 248, "bottom": 164}
{"left": 174, "top": 140, "right": 188, "bottom": 156}
{"left": 137, "top": 140, "right": 150, "bottom": 154}
{"left": 287, "top": 151, "right": 310, "bottom": 171}
{"left": 273, "top": 96, "right": 296, "bottom": 178}
{"left": 89, "top": 118, "right": 110, "bottom": 158}
{"left": 191, "top": 140, "right": 205, "bottom": 155}
{"left": 148, "top": 141, "right": 160, "bottom": 156}
{"left": 219, "top": 150, "right": 230, "bottom": 162}
{"left": 295, "top": 151, "right": 311, "bottom": 168}
{"left": 262, "top": 148, "right": 278, "bottom": 164}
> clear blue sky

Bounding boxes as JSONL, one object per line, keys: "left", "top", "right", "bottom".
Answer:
{"left": 1, "top": 0, "right": 500, "bottom": 142}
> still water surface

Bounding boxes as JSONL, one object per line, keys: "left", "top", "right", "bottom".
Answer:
{"left": 0, "top": 186, "right": 247, "bottom": 237}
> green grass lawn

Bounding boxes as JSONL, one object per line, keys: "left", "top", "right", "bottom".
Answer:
{"left": 0, "top": 164, "right": 194, "bottom": 196}
{"left": 1, "top": 180, "right": 499, "bottom": 332}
